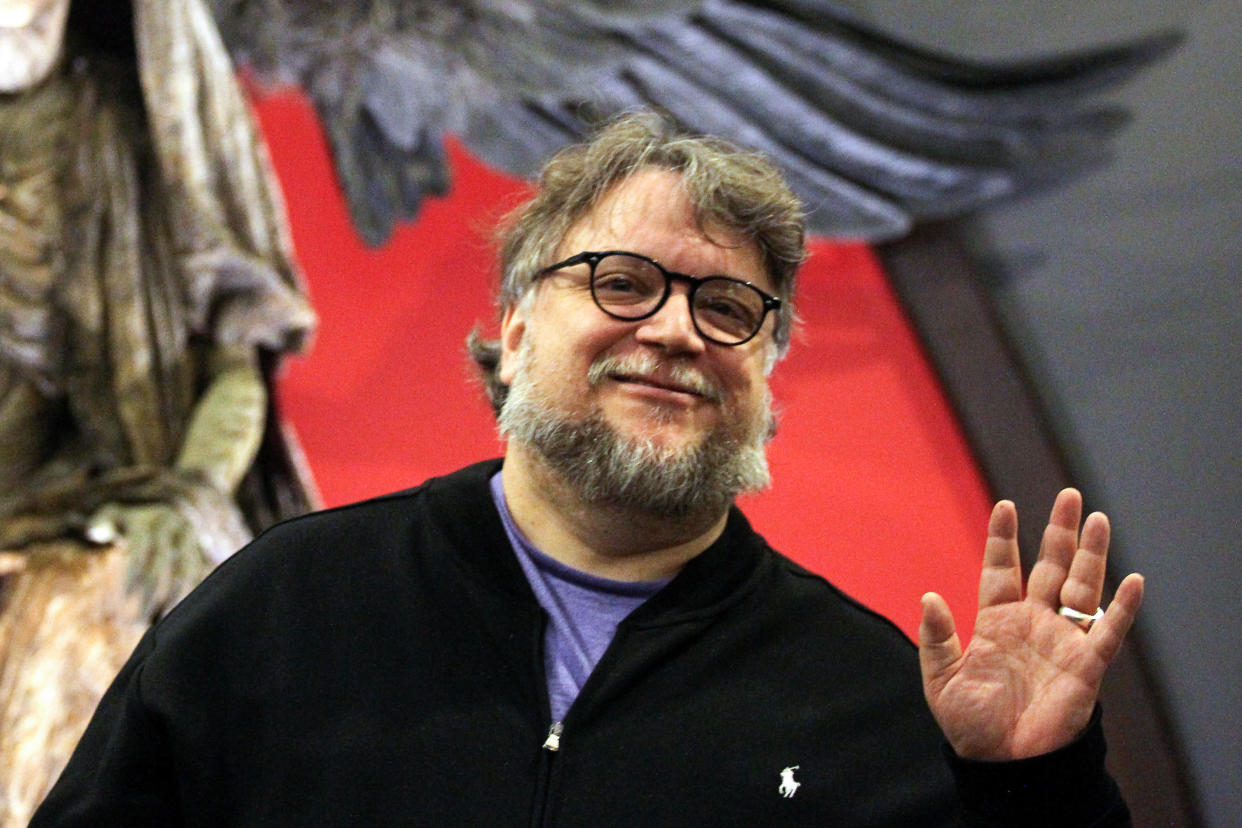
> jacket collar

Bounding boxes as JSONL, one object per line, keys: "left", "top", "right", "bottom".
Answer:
{"left": 420, "top": 458, "right": 773, "bottom": 624}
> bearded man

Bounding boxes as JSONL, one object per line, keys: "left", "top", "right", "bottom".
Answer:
{"left": 34, "top": 112, "right": 1144, "bottom": 826}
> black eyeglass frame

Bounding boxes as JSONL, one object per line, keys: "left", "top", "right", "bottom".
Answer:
{"left": 537, "top": 250, "right": 782, "bottom": 346}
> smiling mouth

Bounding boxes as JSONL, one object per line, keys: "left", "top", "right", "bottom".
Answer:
{"left": 588, "top": 354, "right": 724, "bottom": 403}
{"left": 612, "top": 373, "right": 706, "bottom": 398}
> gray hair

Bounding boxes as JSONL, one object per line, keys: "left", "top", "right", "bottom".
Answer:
{"left": 468, "top": 110, "right": 807, "bottom": 412}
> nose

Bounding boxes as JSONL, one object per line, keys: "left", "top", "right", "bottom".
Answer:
{"left": 633, "top": 285, "right": 707, "bottom": 356}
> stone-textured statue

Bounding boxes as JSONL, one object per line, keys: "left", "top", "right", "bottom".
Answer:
{"left": 0, "top": 0, "right": 315, "bottom": 820}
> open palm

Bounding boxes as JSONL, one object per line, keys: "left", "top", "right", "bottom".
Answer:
{"left": 918, "top": 489, "right": 1145, "bottom": 760}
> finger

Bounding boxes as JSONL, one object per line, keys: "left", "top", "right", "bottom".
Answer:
{"left": 1087, "top": 573, "right": 1145, "bottom": 668}
{"left": 918, "top": 592, "right": 963, "bottom": 696}
{"left": 1027, "top": 488, "right": 1083, "bottom": 607}
{"left": 978, "top": 500, "right": 1023, "bottom": 608}
{"left": 1059, "top": 511, "right": 1110, "bottom": 613}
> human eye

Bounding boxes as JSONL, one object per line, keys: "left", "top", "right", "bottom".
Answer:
{"left": 702, "top": 297, "right": 755, "bottom": 324}
{"left": 696, "top": 281, "right": 763, "bottom": 335}
{"left": 594, "top": 272, "right": 643, "bottom": 295}
{"left": 593, "top": 255, "right": 661, "bottom": 304}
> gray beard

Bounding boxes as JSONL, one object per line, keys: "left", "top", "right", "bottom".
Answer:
{"left": 498, "top": 346, "right": 772, "bottom": 519}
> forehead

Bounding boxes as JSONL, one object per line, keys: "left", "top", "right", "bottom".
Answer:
{"left": 557, "top": 168, "right": 771, "bottom": 291}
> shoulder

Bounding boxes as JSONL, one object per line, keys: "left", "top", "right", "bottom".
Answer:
{"left": 690, "top": 507, "right": 919, "bottom": 658}
{"left": 164, "top": 459, "right": 505, "bottom": 620}
{"left": 241, "top": 459, "right": 500, "bottom": 560}
{"left": 139, "top": 460, "right": 509, "bottom": 684}
{"left": 749, "top": 542, "right": 922, "bottom": 669}
{"left": 774, "top": 551, "right": 911, "bottom": 630}
{"left": 721, "top": 508, "right": 913, "bottom": 637}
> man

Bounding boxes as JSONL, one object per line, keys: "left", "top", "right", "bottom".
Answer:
{"left": 33, "top": 112, "right": 1143, "bottom": 825}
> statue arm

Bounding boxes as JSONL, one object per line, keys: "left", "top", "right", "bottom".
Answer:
{"left": 174, "top": 342, "right": 266, "bottom": 496}
{"left": 84, "top": 343, "right": 266, "bottom": 618}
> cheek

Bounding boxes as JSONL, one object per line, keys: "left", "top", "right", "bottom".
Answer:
{"left": 526, "top": 326, "right": 598, "bottom": 387}
{"left": 726, "top": 358, "right": 774, "bottom": 417}
{"left": 726, "top": 349, "right": 770, "bottom": 392}
{"left": 562, "top": 318, "right": 638, "bottom": 368}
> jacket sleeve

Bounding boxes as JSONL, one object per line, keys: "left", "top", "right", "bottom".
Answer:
{"left": 29, "top": 628, "right": 184, "bottom": 827}
{"left": 945, "top": 706, "right": 1130, "bottom": 827}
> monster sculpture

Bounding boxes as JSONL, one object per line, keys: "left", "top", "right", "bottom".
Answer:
{"left": 0, "top": 0, "right": 314, "bottom": 820}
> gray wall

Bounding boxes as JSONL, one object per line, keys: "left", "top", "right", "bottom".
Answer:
{"left": 856, "top": 2, "right": 1241, "bottom": 825}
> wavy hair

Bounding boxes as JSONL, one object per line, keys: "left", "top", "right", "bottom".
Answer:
{"left": 468, "top": 110, "right": 806, "bottom": 412}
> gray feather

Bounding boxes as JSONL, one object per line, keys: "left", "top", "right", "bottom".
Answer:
{"left": 209, "top": 0, "right": 1180, "bottom": 245}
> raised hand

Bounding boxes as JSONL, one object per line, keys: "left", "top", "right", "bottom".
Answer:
{"left": 917, "top": 489, "right": 1144, "bottom": 760}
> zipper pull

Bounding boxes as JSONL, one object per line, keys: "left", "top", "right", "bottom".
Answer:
{"left": 542, "top": 721, "right": 564, "bottom": 752}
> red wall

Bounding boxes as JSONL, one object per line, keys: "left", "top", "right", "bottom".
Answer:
{"left": 255, "top": 90, "right": 992, "bottom": 641}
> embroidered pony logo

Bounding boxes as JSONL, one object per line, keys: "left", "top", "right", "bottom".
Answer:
{"left": 778, "top": 765, "right": 801, "bottom": 798}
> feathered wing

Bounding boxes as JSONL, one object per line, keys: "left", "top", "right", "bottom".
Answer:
{"left": 209, "top": 0, "right": 1180, "bottom": 245}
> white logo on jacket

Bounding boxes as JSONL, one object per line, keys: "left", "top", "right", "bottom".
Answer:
{"left": 778, "top": 765, "right": 801, "bottom": 798}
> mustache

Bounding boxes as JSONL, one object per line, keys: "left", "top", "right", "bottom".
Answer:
{"left": 587, "top": 353, "right": 724, "bottom": 403}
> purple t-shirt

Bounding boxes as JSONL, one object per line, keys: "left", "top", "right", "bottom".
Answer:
{"left": 490, "top": 472, "right": 670, "bottom": 722}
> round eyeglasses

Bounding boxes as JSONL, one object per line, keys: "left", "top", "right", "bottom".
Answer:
{"left": 537, "top": 250, "right": 781, "bottom": 346}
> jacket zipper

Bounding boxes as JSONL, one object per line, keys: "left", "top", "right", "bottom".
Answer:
{"left": 530, "top": 607, "right": 558, "bottom": 828}
{"left": 531, "top": 720, "right": 562, "bottom": 826}
{"left": 542, "top": 721, "right": 563, "bottom": 752}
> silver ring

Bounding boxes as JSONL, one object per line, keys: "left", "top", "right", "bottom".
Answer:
{"left": 1058, "top": 605, "right": 1104, "bottom": 630}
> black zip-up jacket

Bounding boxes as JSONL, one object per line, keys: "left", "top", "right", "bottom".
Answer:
{"left": 34, "top": 460, "right": 1128, "bottom": 826}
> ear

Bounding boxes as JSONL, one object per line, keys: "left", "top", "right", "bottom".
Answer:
{"left": 497, "top": 303, "right": 527, "bottom": 386}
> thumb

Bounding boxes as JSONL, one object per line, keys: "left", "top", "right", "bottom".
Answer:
{"left": 918, "top": 592, "right": 962, "bottom": 696}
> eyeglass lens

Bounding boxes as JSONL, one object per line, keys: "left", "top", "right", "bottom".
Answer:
{"left": 589, "top": 253, "right": 766, "bottom": 343}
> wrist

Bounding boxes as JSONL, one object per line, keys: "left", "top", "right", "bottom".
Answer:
{"left": 946, "top": 706, "right": 1127, "bottom": 826}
